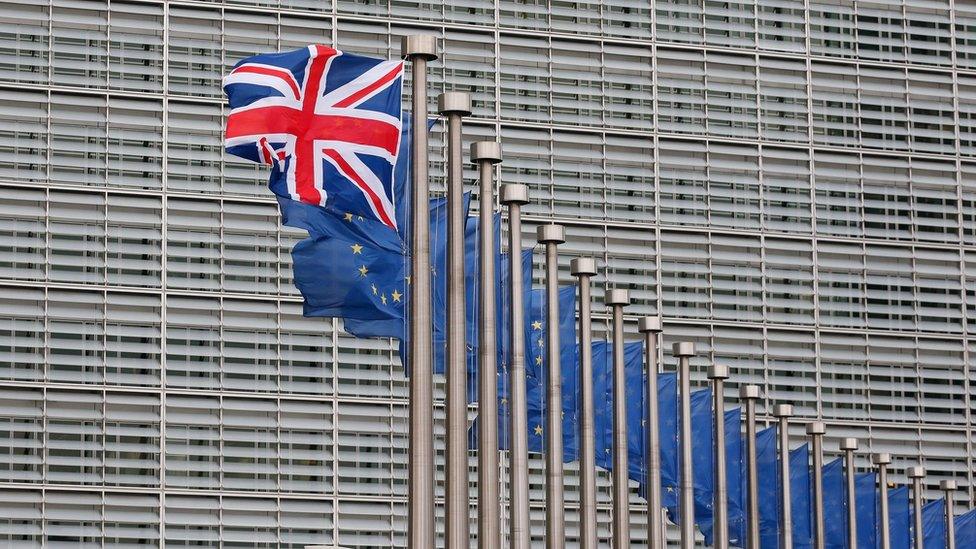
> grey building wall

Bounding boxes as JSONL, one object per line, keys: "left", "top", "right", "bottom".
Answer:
{"left": 0, "top": 0, "right": 974, "bottom": 546}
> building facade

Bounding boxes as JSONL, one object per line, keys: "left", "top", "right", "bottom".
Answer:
{"left": 0, "top": 0, "right": 975, "bottom": 546}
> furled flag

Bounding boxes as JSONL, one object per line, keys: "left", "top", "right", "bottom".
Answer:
{"left": 224, "top": 45, "right": 404, "bottom": 229}
{"left": 756, "top": 426, "right": 780, "bottom": 548}
{"left": 592, "top": 340, "right": 647, "bottom": 480}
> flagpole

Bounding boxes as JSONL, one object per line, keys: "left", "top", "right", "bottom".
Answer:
{"left": 674, "top": 341, "right": 696, "bottom": 549}
{"left": 874, "top": 453, "right": 892, "bottom": 549}
{"left": 501, "top": 183, "right": 531, "bottom": 549}
{"left": 740, "top": 384, "right": 761, "bottom": 549}
{"left": 472, "top": 141, "right": 502, "bottom": 549}
{"left": 941, "top": 480, "right": 957, "bottom": 549}
{"left": 538, "top": 224, "right": 566, "bottom": 549}
{"left": 438, "top": 91, "right": 472, "bottom": 549}
{"left": 908, "top": 466, "right": 926, "bottom": 549}
{"left": 840, "top": 437, "right": 859, "bottom": 549}
{"left": 401, "top": 34, "right": 438, "bottom": 549}
{"left": 774, "top": 404, "right": 794, "bottom": 549}
{"left": 571, "top": 258, "right": 598, "bottom": 549}
{"left": 806, "top": 422, "right": 826, "bottom": 549}
{"left": 607, "top": 288, "right": 631, "bottom": 548}
{"left": 638, "top": 317, "right": 665, "bottom": 549}
{"left": 708, "top": 365, "right": 730, "bottom": 549}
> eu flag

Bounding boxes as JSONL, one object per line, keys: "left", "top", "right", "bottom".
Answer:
{"left": 492, "top": 248, "right": 534, "bottom": 451}
{"left": 855, "top": 472, "right": 878, "bottom": 549}
{"left": 635, "top": 371, "right": 680, "bottom": 510}
{"left": 523, "top": 285, "right": 578, "bottom": 459}
{"left": 790, "top": 444, "right": 812, "bottom": 549}
{"left": 821, "top": 458, "right": 848, "bottom": 549}
{"left": 725, "top": 408, "right": 746, "bottom": 546}
{"left": 922, "top": 498, "right": 946, "bottom": 549}
{"left": 756, "top": 426, "right": 780, "bottom": 549}
{"left": 592, "top": 339, "right": 645, "bottom": 478}
{"left": 667, "top": 388, "right": 711, "bottom": 529}
{"left": 956, "top": 508, "right": 976, "bottom": 547}
{"left": 888, "top": 486, "right": 911, "bottom": 549}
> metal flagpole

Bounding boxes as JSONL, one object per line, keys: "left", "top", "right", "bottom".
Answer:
{"left": 537, "top": 224, "right": 566, "bottom": 549}
{"left": 941, "top": 480, "right": 957, "bottom": 549}
{"left": 401, "top": 34, "right": 438, "bottom": 549}
{"left": 806, "top": 422, "right": 826, "bottom": 549}
{"left": 438, "top": 91, "right": 472, "bottom": 549}
{"left": 472, "top": 141, "right": 502, "bottom": 549}
{"left": 571, "top": 258, "right": 598, "bottom": 549}
{"left": 708, "top": 365, "right": 730, "bottom": 549}
{"left": 774, "top": 404, "right": 794, "bottom": 549}
{"left": 840, "top": 438, "right": 859, "bottom": 549}
{"left": 607, "top": 288, "right": 631, "bottom": 548}
{"left": 674, "top": 341, "right": 696, "bottom": 549}
{"left": 501, "top": 183, "right": 530, "bottom": 549}
{"left": 874, "top": 453, "right": 892, "bottom": 549}
{"left": 907, "top": 466, "right": 925, "bottom": 549}
{"left": 638, "top": 317, "right": 665, "bottom": 549}
{"left": 740, "top": 385, "right": 761, "bottom": 549}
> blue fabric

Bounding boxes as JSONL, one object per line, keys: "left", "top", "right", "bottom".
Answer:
{"left": 790, "top": 444, "right": 812, "bottom": 549}
{"left": 855, "top": 472, "right": 878, "bottom": 549}
{"left": 725, "top": 408, "right": 746, "bottom": 546}
{"left": 665, "top": 388, "right": 712, "bottom": 529}
{"left": 888, "top": 486, "right": 911, "bottom": 549}
{"left": 523, "top": 285, "right": 578, "bottom": 460}
{"left": 922, "top": 499, "right": 946, "bottom": 549}
{"left": 494, "top": 248, "right": 533, "bottom": 451}
{"left": 634, "top": 370, "right": 680, "bottom": 511}
{"left": 821, "top": 458, "right": 848, "bottom": 549}
{"left": 955, "top": 508, "right": 976, "bottom": 547}
{"left": 756, "top": 426, "right": 780, "bottom": 549}
{"left": 591, "top": 339, "right": 645, "bottom": 479}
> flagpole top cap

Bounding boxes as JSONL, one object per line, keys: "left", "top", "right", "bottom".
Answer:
{"left": 638, "top": 316, "right": 663, "bottom": 333}
{"left": 739, "top": 384, "right": 761, "bottom": 399}
{"left": 400, "top": 35, "right": 438, "bottom": 60}
{"left": 840, "top": 437, "right": 859, "bottom": 451}
{"left": 537, "top": 224, "right": 565, "bottom": 244}
{"left": 907, "top": 466, "right": 926, "bottom": 478}
{"left": 605, "top": 289, "right": 629, "bottom": 307}
{"left": 707, "top": 364, "right": 730, "bottom": 380}
{"left": 672, "top": 341, "right": 695, "bottom": 357}
{"left": 500, "top": 184, "right": 529, "bottom": 205}
{"left": 570, "top": 257, "right": 598, "bottom": 277}
{"left": 805, "top": 421, "right": 826, "bottom": 436}
{"left": 773, "top": 403, "right": 793, "bottom": 417}
{"left": 437, "top": 92, "right": 471, "bottom": 116}
{"left": 872, "top": 453, "right": 891, "bottom": 466}
{"left": 471, "top": 141, "right": 502, "bottom": 163}
{"left": 941, "top": 479, "right": 957, "bottom": 491}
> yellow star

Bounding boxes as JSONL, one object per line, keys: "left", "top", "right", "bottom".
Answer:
{"left": 381, "top": 294, "right": 388, "bottom": 305}
{"left": 666, "top": 486, "right": 674, "bottom": 493}
{"left": 344, "top": 212, "right": 354, "bottom": 222}
{"left": 357, "top": 215, "right": 364, "bottom": 221}
{"left": 431, "top": 265, "right": 437, "bottom": 276}
{"left": 534, "top": 425, "right": 543, "bottom": 436}
{"left": 405, "top": 276, "right": 412, "bottom": 285}
{"left": 350, "top": 243, "right": 363, "bottom": 254}
{"left": 531, "top": 320, "right": 543, "bottom": 330}
{"left": 358, "top": 265, "right": 368, "bottom": 277}
{"left": 391, "top": 290, "right": 402, "bottom": 302}
{"left": 535, "top": 356, "right": 542, "bottom": 365}
{"left": 501, "top": 397, "right": 508, "bottom": 405}
{"left": 371, "top": 283, "right": 378, "bottom": 295}
{"left": 537, "top": 338, "right": 544, "bottom": 348}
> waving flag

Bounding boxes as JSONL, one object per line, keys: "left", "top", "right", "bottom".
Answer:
{"left": 922, "top": 499, "right": 946, "bottom": 549}
{"left": 224, "top": 45, "right": 404, "bottom": 229}
{"left": 822, "top": 458, "right": 848, "bottom": 549}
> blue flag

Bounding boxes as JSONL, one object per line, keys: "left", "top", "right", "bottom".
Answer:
{"left": 922, "top": 499, "right": 946, "bottom": 549}
{"left": 790, "top": 444, "right": 812, "bottom": 549}
{"left": 855, "top": 472, "right": 878, "bottom": 549}
{"left": 492, "top": 248, "right": 535, "bottom": 451}
{"left": 822, "top": 458, "right": 848, "bottom": 549}
{"left": 955, "top": 508, "right": 976, "bottom": 547}
{"left": 635, "top": 370, "right": 680, "bottom": 511}
{"left": 667, "top": 388, "right": 712, "bottom": 529}
{"left": 756, "top": 426, "right": 780, "bottom": 549}
{"left": 523, "top": 285, "right": 578, "bottom": 459}
{"left": 888, "top": 486, "right": 911, "bottom": 549}
{"left": 592, "top": 340, "right": 645, "bottom": 479}
{"left": 725, "top": 408, "right": 746, "bottom": 546}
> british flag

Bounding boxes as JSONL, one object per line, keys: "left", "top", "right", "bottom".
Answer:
{"left": 223, "top": 45, "right": 404, "bottom": 230}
